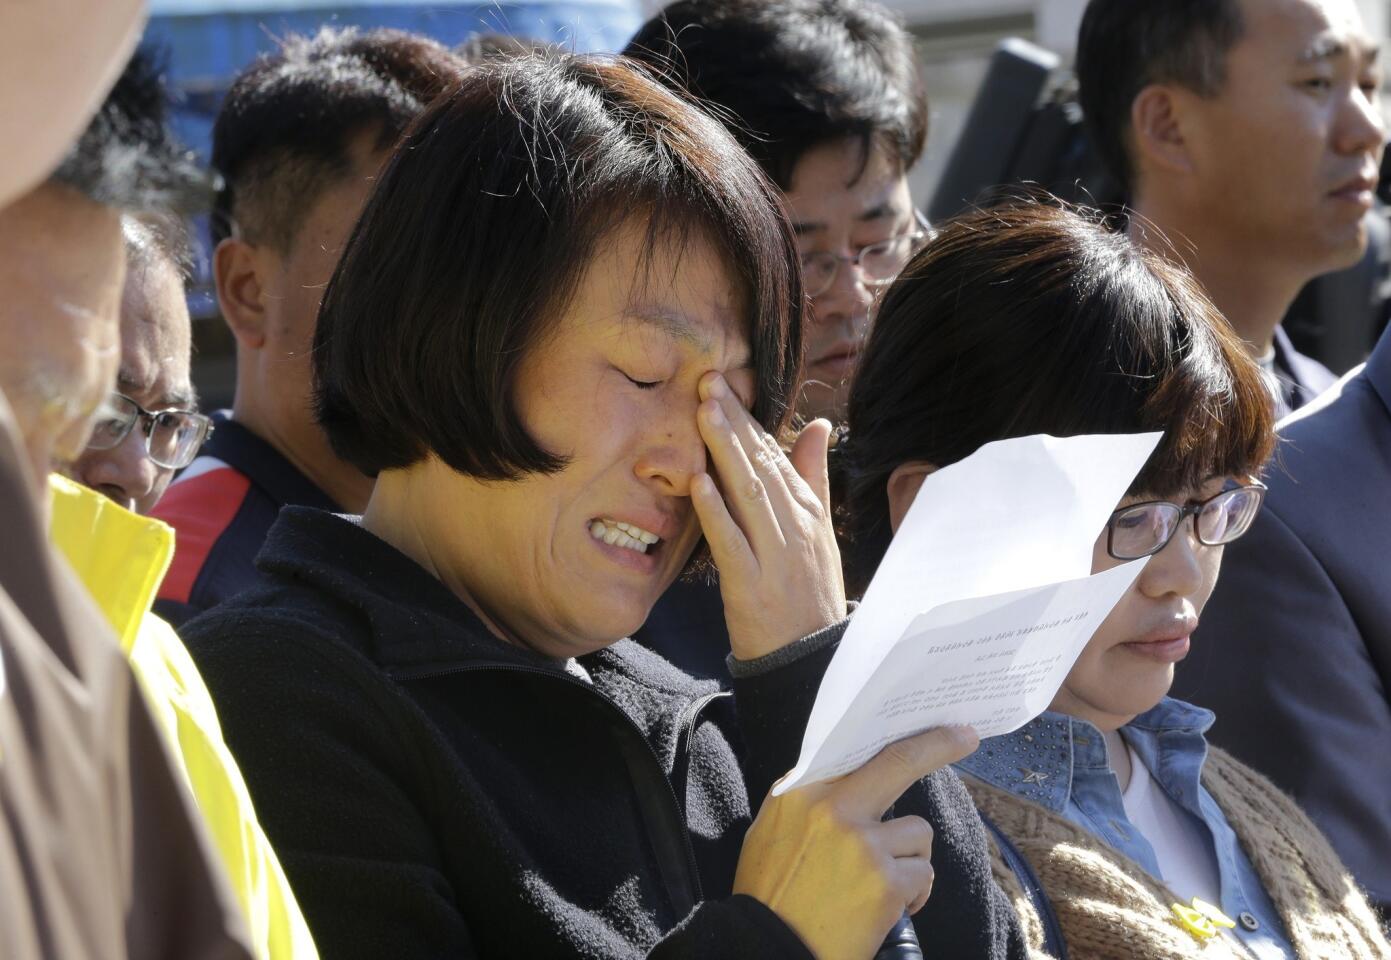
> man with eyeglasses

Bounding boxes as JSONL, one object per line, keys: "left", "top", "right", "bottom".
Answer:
{"left": 626, "top": 0, "right": 929, "bottom": 426}
{"left": 69, "top": 216, "right": 211, "bottom": 515}
{"left": 625, "top": 0, "right": 929, "bottom": 680}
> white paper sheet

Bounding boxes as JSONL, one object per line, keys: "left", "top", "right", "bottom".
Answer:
{"left": 774, "top": 433, "right": 1160, "bottom": 794}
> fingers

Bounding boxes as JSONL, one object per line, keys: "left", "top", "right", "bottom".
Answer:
{"left": 878, "top": 818, "right": 936, "bottom": 916}
{"left": 788, "top": 419, "right": 834, "bottom": 514}
{"left": 696, "top": 395, "right": 784, "bottom": 555}
{"left": 877, "top": 814, "right": 934, "bottom": 860}
{"left": 700, "top": 373, "right": 821, "bottom": 520}
{"left": 836, "top": 726, "right": 980, "bottom": 818}
{"left": 901, "top": 858, "right": 936, "bottom": 916}
{"left": 690, "top": 471, "right": 757, "bottom": 578}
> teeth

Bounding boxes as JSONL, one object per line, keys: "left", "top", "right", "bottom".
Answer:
{"left": 589, "top": 518, "right": 660, "bottom": 554}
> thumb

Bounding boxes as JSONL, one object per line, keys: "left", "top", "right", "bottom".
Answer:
{"left": 835, "top": 726, "right": 980, "bottom": 818}
{"left": 789, "top": 418, "right": 834, "bottom": 512}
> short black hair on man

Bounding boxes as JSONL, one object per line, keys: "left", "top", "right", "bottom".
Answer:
{"left": 623, "top": 0, "right": 927, "bottom": 190}
{"left": 313, "top": 52, "right": 804, "bottom": 481}
{"left": 52, "top": 47, "right": 209, "bottom": 214}
{"left": 210, "top": 26, "right": 462, "bottom": 251}
{"left": 1076, "top": 0, "right": 1245, "bottom": 196}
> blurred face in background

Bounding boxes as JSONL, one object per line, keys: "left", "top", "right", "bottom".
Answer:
{"left": 783, "top": 138, "right": 915, "bottom": 424}
{"left": 71, "top": 246, "right": 193, "bottom": 514}
{"left": 1167, "top": 0, "right": 1384, "bottom": 275}
{"left": 0, "top": 182, "right": 124, "bottom": 493}
{"left": 216, "top": 127, "right": 385, "bottom": 509}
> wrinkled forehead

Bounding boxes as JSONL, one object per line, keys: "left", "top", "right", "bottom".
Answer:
{"left": 118, "top": 257, "right": 193, "bottom": 405}
{"left": 588, "top": 217, "right": 753, "bottom": 351}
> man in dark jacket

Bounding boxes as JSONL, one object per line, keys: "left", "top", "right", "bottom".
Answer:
{"left": 1178, "top": 324, "right": 1391, "bottom": 924}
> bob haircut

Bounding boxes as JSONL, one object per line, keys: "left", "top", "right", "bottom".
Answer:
{"left": 838, "top": 198, "right": 1275, "bottom": 594}
{"left": 313, "top": 53, "right": 805, "bottom": 480}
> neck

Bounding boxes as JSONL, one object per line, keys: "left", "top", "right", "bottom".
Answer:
{"left": 230, "top": 390, "right": 375, "bottom": 513}
{"left": 1128, "top": 193, "right": 1305, "bottom": 357}
{"left": 361, "top": 465, "right": 522, "bottom": 650}
{"left": 1103, "top": 727, "right": 1133, "bottom": 792}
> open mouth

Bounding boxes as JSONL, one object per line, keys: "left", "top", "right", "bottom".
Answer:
{"left": 588, "top": 517, "right": 662, "bottom": 555}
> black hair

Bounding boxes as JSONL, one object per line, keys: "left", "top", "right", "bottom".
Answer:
{"left": 210, "top": 26, "right": 463, "bottom": 251}
{"left": 1076, "top": 0, "right": 1245, "bottom": 195}
{"left": 52, "top": 47, "right": 209, "bottom": 214}
{"left": 456, "top": 32, "right": 546, "bottom": 62}
{"left": 313, "top": 53, "right": 804, "bottom": 481}
{"left": 838, "top": 198, "right": 1275, "bottom": 593}
{"left": 624, "top": 0, "right": 926, "bottom": 190}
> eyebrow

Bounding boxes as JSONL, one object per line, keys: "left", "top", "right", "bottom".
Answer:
{"left": 1299, "top": 33, "right": 1380, "bottom": 65}
{"left": 620, "top": 306, "right": 753, "bottom": 369}
{"left": 791, "top": 198, "right": 909, "bottom": 237}
{"left": 118, "top": 372, "right": 196, "bottom": 410}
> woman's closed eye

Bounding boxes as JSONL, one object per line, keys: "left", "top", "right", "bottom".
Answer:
{"left": 620, "top": 370, "right": 664, "bottom": 390}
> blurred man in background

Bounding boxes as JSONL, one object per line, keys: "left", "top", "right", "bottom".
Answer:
{"left": 152, "top": 28, "right": 462, "bottom": 625}
{"left": 1077, "top": 0, "right": 1384, "bottom": 417}
{"left": 626, "top": 0, "right": 928, "bottom": 426}
{"left": 0, "top": 43, "right": 252, "bottom": 960}
{"left": 625, "top": 0, "right": 929, "bottom": 680}
{"left": 71, "top": 215, "right": 210, "bottom": 515}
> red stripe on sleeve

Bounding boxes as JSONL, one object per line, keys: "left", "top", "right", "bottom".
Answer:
{"left": 151, "top": 467, "right": 252, "bottom": 605}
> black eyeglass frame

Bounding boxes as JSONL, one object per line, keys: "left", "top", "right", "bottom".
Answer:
{"left": 1104, "top": 481, "right": 1268, "bottom": 562}
{"left": 800, "top": 209, "right": 933, "bottom": 298}
{"left": 85, "top": 392, "right": 214, "bottom": 470}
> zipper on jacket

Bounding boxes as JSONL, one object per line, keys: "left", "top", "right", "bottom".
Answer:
{"left": 671, "top": 690, "right": 732, "bottom": 814}
{"left": 390, "top": 661, "right": 707, "bottom": 914}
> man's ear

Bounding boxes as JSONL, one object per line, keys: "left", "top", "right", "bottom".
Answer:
{"left": 214, "top": 237, "right": 269, "bottom": 349}
{"left": 1130, "top": 84, "right": 1196, "bottom": 180}
{"left": 886, "top": 460, "right": 937, "bottom": 533}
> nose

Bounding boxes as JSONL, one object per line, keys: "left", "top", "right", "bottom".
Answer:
{"left": 812, "top": 253, "right": 876, "bottom": 331}
{"left": 1336, "top": 84, "right": 1387, "bottom": 157}
{"left": 75, "top": 427, "right": 161, "bottom": 512}
{"left": 1135, "top": 523, "right": 1206, "bottom": 601}
{"left": 633, "top": 400, "right": 707, "bottom": 497}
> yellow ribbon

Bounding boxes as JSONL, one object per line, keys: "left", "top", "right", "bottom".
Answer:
{"left": 1171, "top": 898, "right": 1237, "bottom": 940}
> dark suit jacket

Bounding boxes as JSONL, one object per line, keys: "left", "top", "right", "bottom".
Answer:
{"left": 1177, "top": 327, "right": 1391, "bottom": 918}
{"left": 1273, "top": 324, "right": 1338, "bottom": 416}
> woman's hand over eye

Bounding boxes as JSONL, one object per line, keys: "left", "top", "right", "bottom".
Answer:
{"left": 691, "top": 372, "right": 846, "bottom": 662}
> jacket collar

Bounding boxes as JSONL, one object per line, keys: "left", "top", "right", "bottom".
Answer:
{"left": 1367, "top": 325, "right": 1391, "bottom": 416}
{"left": 253, "top": 506, "right": 709, "bottom": 697}
{"left": 201, "top": 412, "right": 340, "bottom": 512}
{"left": 955, "top": 698, "right": 1215, "bottom": 813}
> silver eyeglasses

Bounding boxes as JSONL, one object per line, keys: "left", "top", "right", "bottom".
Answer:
{"left": 800, "top": 211, "right": 932, "bottom": 298}
{"left": 86, "top": 392, "right": 214, "bottom": 470}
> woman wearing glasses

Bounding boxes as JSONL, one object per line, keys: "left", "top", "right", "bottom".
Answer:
{"left": 835, "top": 199, "right": 1390, "bottom": 959}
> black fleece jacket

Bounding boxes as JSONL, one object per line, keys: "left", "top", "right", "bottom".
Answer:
{"left": 183, "top": 507, "right": 1027, "bottom": 959}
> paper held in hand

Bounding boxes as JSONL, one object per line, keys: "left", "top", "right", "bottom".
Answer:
{"left": 774, "top": 432, "right": 1161, "bottom": 795}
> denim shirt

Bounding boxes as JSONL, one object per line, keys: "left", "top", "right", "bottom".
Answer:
{"left": 957, "top": 697, "right": 1294, "bottom": 959}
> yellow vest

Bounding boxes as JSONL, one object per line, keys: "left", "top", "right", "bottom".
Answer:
{"left": 48, "top": 474, "right": 319, "bottom": 960}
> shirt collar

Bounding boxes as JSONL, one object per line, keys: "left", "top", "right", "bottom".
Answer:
{"left": 955, "top": 698, "right": 1216, "bottom": 812}
{"left": 199, "top": 411, "right": 339, "bottom": 512}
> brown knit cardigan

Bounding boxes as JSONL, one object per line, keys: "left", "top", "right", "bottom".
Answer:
{"left": 965, "top": 746, "right": 1390, "bottom": 960}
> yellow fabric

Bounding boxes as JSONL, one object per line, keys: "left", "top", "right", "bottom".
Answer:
{"left": 48, "top": 475, "right": 319, "bottom": 960}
